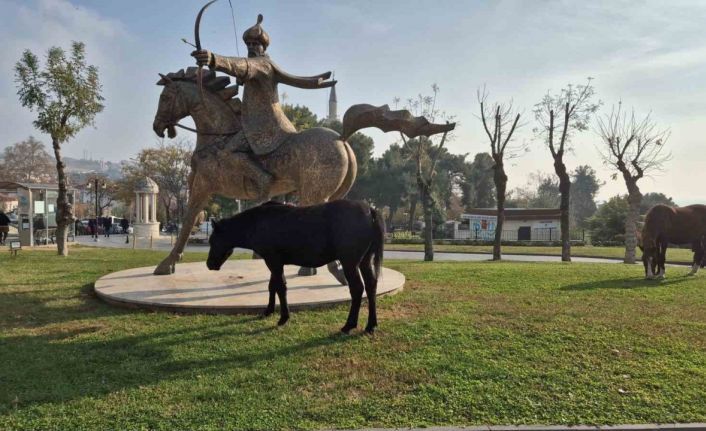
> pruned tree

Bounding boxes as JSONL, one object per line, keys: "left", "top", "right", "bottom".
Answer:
{"left": 596, "top": 103, "right": 670, "bottom": 263}
{"left": 0, "top": 136, "right": 56, "bottom": 183}
{"left": 15, "top": 41, "right": 104, "bottom": 255}
{"left": 533, "top": 79, "right": 600, "bottom": 261}
{"left": 477, "top": 87, "right": 522, "bottom": 260}
{"left": 398, "top": 85, "right": 454, "bottom": 261}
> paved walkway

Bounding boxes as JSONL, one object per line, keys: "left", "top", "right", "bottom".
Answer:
{"left": 75, "top": 235, "right": 623, "bottom": 264}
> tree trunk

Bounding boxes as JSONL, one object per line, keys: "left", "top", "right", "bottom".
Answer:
{"left": 554, "top": 155, "right": 571, "bottom": 262}
{"left": 387, "top": 205, "right": 396, "bottom": 229}
{"left": 407, "top": 193, "right": 417, "bottom": 232}
{"left": 51, "top": 138, "right": 72, "bottom": 256}
{"left": 420, "top": 185, "right": 434, "bottom": 261}
{"left": 624, "top": 185, "right": 642, "bottom": 264}
{"left": 493, "top": 158, "right": 507, "bottom": 261}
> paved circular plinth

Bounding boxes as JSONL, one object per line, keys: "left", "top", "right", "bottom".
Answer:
{"left": 95, "top": 260, "right": 405, "bottom": 314}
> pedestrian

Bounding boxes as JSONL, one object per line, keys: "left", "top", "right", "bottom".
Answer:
{"left": 120, "top": 218, "right": 129, "bottom": 234}
{"left": 103, "top": 217, "right": 112, "bottom": 238}
{"left": 0, "top": 210, "right": 10, "bottom": 245}
{"left": 88, "top": 218, "right": 96, "bottom": 237}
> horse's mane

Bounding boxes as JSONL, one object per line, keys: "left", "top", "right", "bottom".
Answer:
{"left": 157, "top": 67, "right": 239, "bottom": 101}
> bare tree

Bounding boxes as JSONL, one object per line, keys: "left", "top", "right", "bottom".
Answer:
{"left": 477, "top": 88, "right": 522, "bottom": 261}
{"left": 533, "top": 79, "right": 600, "bottom": 261}
{"left": 0, "top": 136, "right": 56, "bottom": 183}
{"left": 399, "top": 85, "right": 454, "bottom": 261}
{"left": 596, "top": 103, "right": 670, "bottom": 263}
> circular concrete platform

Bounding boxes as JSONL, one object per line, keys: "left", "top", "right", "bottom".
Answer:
{"left": 95, "top": 260, "right": 405, "bottom": 314}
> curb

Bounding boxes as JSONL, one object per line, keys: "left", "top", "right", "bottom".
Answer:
{"left": 384, "top": 248, "right": 693, "bottom": 266}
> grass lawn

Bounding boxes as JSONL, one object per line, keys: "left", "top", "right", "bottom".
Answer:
{"left": 1, "top": 248, "right": 706, "bottom": 430}
{"left": 385, "top": 243, "right": 697, "bottom": 263}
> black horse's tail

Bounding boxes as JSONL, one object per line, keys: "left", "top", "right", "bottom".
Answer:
{"left": 370, "top": 207, "right": 385, "bottom": 278}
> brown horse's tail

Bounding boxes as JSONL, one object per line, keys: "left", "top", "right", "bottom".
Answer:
{"left": 329, "top": 141, "right": 357, "bottom": 200}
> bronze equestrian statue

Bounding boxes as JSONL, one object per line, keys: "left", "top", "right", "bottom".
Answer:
{"left": 152, "top": 5, "right": 455, "bottom": 279}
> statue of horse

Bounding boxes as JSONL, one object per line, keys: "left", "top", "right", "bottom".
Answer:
{"left": 151, "top": 67, "right": 455, "bottom": 279}
{"left": 641, "top": 204, "right": 706, "bottom": 279}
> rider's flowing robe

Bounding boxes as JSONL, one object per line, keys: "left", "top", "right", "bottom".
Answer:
{"left": 211, "top": 54, "right": 297, "bottom": 155}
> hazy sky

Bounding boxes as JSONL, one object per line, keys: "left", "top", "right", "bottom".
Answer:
{"left": 2, "top": 0, "right": 705, "bottom": 204}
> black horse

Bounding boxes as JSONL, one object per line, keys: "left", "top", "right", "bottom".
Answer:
{"left": 207, "top": 200, "right": 385, "bottom": 333}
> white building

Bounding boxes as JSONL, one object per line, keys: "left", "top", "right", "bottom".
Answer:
{"left": 452, "top": 208, "right": 562, "bottom": 241}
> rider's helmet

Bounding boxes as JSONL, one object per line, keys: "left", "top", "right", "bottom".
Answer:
{"left": 242, "top": 14, "right": 270, "bottom": 51}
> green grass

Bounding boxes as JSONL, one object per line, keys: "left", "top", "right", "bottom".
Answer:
{"left": 385, "top": 243, "right": 696, "bottom": 263}
{"left": 1, "top": 248, "right": 706, "bottom": 430}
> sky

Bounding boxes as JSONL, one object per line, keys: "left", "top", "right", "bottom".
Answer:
{"left": 1, "top": 0, "right": 705, "bottom": 204}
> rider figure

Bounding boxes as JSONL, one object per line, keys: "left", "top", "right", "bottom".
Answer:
{"left": 192, "top": 14, "right": 335, "bottom": 201}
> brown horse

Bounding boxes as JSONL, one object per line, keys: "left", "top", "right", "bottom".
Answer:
{"left": 641, "top": 204, "right": 706, "bottom": 278}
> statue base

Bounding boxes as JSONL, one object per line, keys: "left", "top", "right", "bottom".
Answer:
{"left": 95, "top": 260, "right": 405, "bottom": 314}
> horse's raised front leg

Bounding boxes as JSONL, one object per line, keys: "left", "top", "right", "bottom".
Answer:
{"left": 154, "top": 185, "right": 209, "bottom": 275}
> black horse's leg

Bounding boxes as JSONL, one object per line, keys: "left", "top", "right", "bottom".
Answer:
{"left": 341, "top": 263, "right": 364, "bottom": 334}
{"left": 274, "top": 268, "right": 290, "bottom": 326}
{"left": 263, "top": 272, "right": 277, "bottom": 317}
{"left": 359, "top": 259, "right": 378, "bottom": 334}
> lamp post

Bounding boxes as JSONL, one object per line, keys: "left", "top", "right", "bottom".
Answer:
{"left": 87, "top": 178, "right": 106, "bottom": 242}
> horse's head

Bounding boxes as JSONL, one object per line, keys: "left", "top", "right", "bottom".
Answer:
{"left": 153, "top": 67, "right": 240, "bottom": 139}
{"left": 207, "top": 219, "right": 234, "bottom": 270}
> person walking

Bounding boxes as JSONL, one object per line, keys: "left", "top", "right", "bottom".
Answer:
{"left": 0, "top": 210, "right": 10, "bottom": 245}
{"left": 103, "top": 217, "right": 112, "bottom": 238}
{"left": 120, "top": 218, "right": 129, "bottom": 234}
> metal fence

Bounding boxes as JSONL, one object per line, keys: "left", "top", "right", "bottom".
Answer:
{"left": 392, "top": 227, "right": 585, "bottom": 242}
{"left": 453, "top": 228, "right": 584, "bottom": 242}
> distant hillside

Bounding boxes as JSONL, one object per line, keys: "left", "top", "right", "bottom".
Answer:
{"left": 63, "top": 157, "right": 125, "bottom": 180}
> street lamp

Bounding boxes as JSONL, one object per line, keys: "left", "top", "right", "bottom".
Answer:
{"left": 86, "top": 178, "right": 106, "bottom": 242}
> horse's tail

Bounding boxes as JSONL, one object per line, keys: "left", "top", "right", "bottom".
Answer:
{"left": 341, "top": 104, "right": 456, "bottom": 141}
{"left": 329, "top": 141, "right": 357, "bottom": 200}
{"left": 370, "top": 206, "right": 385, "bottom": 279}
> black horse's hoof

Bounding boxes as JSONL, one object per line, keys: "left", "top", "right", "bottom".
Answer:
{"left": 340, "top": 325, "right": 356, "bottom": 334}
{"left": 364, "top": 326, "right": 376, "bottom": 334}
{"left": 277, "top": 316, "right": 290, "bottom": 326}
{"left": 262, "top": 308, "right": 274, "bottom": 317}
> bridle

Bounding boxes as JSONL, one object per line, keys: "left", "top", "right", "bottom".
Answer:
{"left": 156, "top": 79, "right": 241, "bottom": 137}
